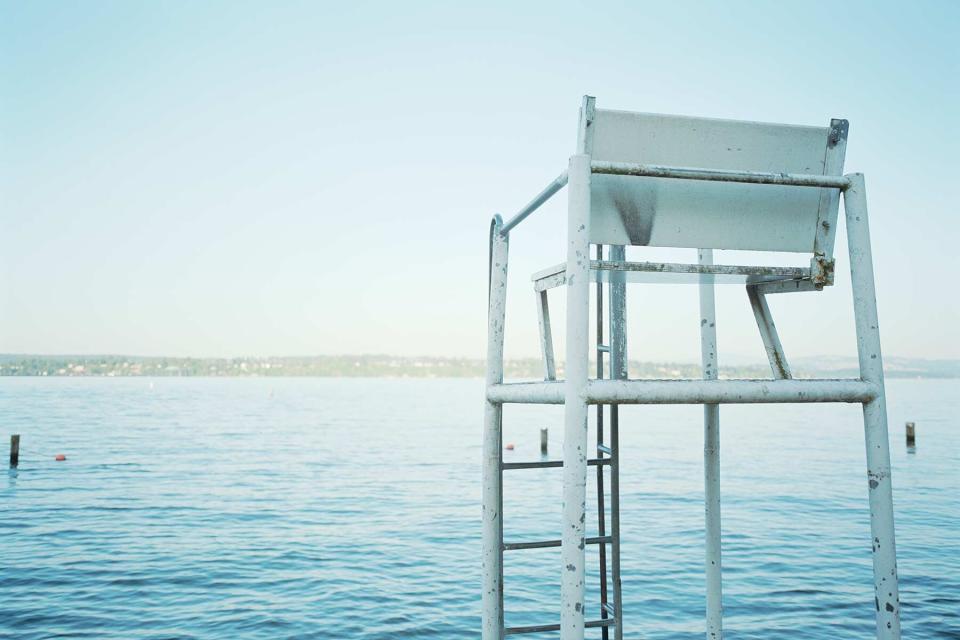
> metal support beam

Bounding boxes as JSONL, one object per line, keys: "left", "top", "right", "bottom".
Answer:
{"left": 591, "top": 161, "right": 850, "bottom": 189}
{"left": 749, "top": 278, "right": 821, "bottom": 296}
{"left": 500, "top": 171, "right": 569, "bottom": 235}
{"left": 487, "top": 379, "right": 879, "bottom": 405}
{"left": 561, "top": 154, "right": 592, "bottom": 640}
{"left": 843, "top": 174, "right": 901, "bottom": 639}
{"left": 593, "top": 260, "right": 809, "bottom": 279}
{"left": 608, "top": 244, "right": 626, "bottom": 640}
{"left": 586, "top": 379, "right": 876, "bottom": 405}
{"left": 537, "top": 289, "right": 557, "bottom": 381}
{"left": 482, "top": 215, "right": 509, "bottom": 640}
{"left": 746, "top": 285, "right": 792, "bottom": 379}
{"left": 699, "top": 249, "right": 722, "bottom": 640}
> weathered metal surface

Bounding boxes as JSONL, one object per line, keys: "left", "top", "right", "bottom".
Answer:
{"left": 813, "top": 119, "right": 849, "bottom": 261}
{"left": 487, "top": 381, "right": 565, "bottom": 404}
{"left": 843, "top": 174, "right": 901, "bottom": 639}
{"left": 560, "top": 154, "right": 592, "bottom": 640}
{"left": 533, "top": 260, "right": 812, "bottom": 290}
{"left": 749, "top": 277, "right": 821, "bottom": 296}
{"left": 577, "top": 95, "right": 596, "bottom": 155}
{"left": 591, "top": 160, "right": 851, "bottom": 189}
{"left": 746, "top": 285, "right": 792, "bottom": 379}
{"left": 587, "top": 110, "right": 848, "bottom": 252}
{"left": 482, "top": 216, "right": 509, "bottom": 640}
{"left": 533, "top": 271, "right": 567, "bottom": 293}
{"left": 595, "top": 260, "right": 809, "bottom": 278}
{"left": 699, "top": 249, "right": 723, "bottom": 640}
{"left": 810, "top": 255, "right": 836, "bottom": 287}
{"left": 487, "top": 379, "right": 878, "bottom": 405}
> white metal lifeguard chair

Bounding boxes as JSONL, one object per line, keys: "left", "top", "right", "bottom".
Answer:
{"left": 482, "top": 96, "right": 900, "bottom": 639}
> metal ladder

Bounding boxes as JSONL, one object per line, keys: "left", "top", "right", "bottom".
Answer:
{"left": 500, "top": 245, "right": 625, "bottom": 638}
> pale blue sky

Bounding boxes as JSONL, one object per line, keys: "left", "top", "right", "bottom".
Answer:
{"left": 2, "top": 1, "right": 958, "bottom": 361}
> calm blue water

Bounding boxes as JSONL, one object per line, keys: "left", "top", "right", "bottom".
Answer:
{"left": 1, "top": 377, "right": 957, "bottom": 639}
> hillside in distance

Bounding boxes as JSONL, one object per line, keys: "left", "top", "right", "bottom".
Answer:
{"left": 1, "top": 354, "right": 957, "bottom": 379}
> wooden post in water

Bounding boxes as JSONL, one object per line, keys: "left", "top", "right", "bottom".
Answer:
{"left": 905, "top": 422, "right": 916, "bottom": 447}
{"left": 540, "top": 428, "right": 548, "bottom": 455}
{"left": 10, "top": 434, "right": 20, "bottom": 467}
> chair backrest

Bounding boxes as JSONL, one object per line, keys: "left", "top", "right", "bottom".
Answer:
{"left": 580, "top": 97, "right": 848, "bottom": 255}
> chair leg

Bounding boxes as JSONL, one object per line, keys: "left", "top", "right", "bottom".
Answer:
{"left": 844, "top": 174, "right": 901, "bottom": 639}
{"left": 561, "top": 154, "right": 592, "bottom": 640}
{"left": 699, "top": 249, "right": 722, "bottom": 640}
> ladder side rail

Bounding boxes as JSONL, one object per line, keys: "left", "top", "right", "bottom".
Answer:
{"left": 487, "top": 379, "right": 878, "bottom": 405}
{"left": 595, "top": 244, "right": 610, "bottom": 639}
{"left": 608, "top": 244, "right": 627, "bottom": 640}
{"left": 483, "top": 216, "right": 510, "bottom": 640}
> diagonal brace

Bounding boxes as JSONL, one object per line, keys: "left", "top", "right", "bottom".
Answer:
{"left": 746, "top": 285, "right": 792, "bottom": 379}
{"left": 536, "top": 289, "right": 557, "bottom": 381}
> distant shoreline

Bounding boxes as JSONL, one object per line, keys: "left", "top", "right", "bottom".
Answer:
{"left": 1, "top": 355, "right": 957, "bottom": 379}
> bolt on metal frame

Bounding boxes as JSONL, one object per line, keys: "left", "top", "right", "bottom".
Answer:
{"left": 483, "top": 96, "right": 900, "bottom": 640}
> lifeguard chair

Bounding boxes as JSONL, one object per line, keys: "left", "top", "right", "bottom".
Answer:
{"left": 482, "top": 96, "right": 900, "bottom": 639}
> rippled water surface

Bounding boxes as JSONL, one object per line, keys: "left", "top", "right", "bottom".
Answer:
{"left": 1, "top": 377, "right": 958, "bottom": 639}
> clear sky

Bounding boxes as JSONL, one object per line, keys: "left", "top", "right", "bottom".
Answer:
{"left": 2, "top": 1, "right": 958, "bottom": 362}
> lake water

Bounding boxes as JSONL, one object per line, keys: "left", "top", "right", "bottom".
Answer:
{"left": 1, "top": 377, "right": 957, "bottom": 639}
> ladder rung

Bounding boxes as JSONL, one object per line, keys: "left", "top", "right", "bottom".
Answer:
{"left": 596, "top": 344, "right": 610, "bottom": 353}
{"left": 503, "top": 535, "right": 611, "bottom": 551}
{"left": 587, "top": 618, "right": 616, "bottom": 629}
{"left": 505, "top": 618, "right": 615, "bottom": 635}
{"left": 597, "top": 443, "right": 612, "bottom": 456}
{"left": 503, "top": 458, "right": 609, "bottom": 470}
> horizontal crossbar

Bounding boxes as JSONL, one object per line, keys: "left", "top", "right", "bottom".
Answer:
{"left": 532, "top": 260, "right": 811, "bottom": 291}
{"left": 487, "top": 379, "right": 878, "bottom": 405}
{"left": 750, "top": 278, "right": 822, "bottom": 295}
{"left": 506, "top": 618, "right": 615, "bottom": 635}
{"left": 591, "top": 160, "right": 851, "bottom": 189}
{"left": 503, "top": 535, "right": 611, "bottom": 551}
{"left": 594, "top": 260, "right": 808, "bottom": 278}
{"left": 502, "top": 458, "right": 609, "bottom": 470}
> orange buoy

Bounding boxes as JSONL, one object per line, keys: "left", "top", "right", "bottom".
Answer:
{"left": 55, "top": 454, "right": 66, "bottom": 461}
{"left": 505, "top": 443, "right": 514, "bottom": 450}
